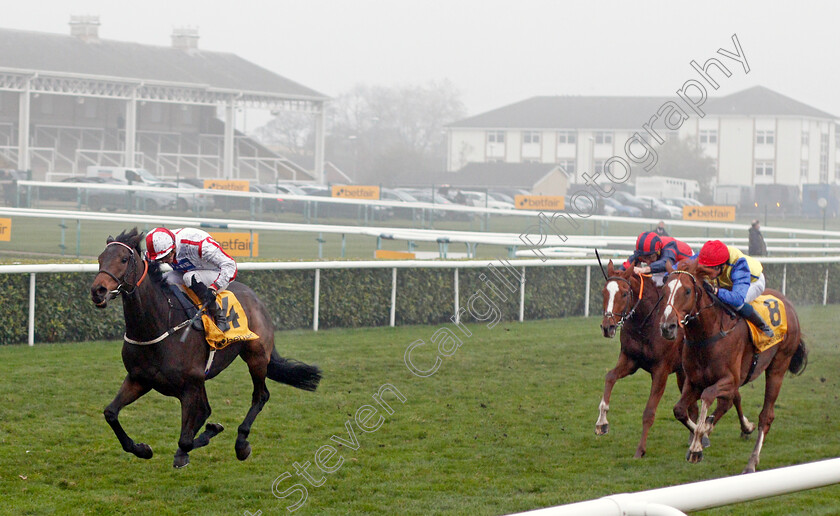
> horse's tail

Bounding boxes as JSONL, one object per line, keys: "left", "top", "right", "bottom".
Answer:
{"left": 788, "top": 339, "right": 808, "bottom": 376}
{"left": 267, "top": 349, "right": 322, "bottom": 391}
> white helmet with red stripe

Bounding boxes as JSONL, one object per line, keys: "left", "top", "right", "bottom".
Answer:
{"left": 145, "top": 227, "right": 176, "bottom": 261}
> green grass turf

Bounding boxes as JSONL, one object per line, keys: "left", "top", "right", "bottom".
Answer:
{"left": 0, "top": 306, "right": 839, "bottom": 515}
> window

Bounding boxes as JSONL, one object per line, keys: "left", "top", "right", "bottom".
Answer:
{"left": 755, "top": 161, "right": 774, "bottom": 177}
{"left": 594, "top": 131, "right": 612, "bottom": 144}
{"left": 699, "top": 130, "right": 717, "bottom": 144}
{"left": 594, "top": 160, "right": 605, "bottom": 174}
{"left": 487, "top": 131, "right": 505, "bottom": 143}
{"left": 523, "top": 131, "right": 540, "bottom": 144}
{"left": 801, "top": 161, "right": 809, "bottom": 178}
{"left": 802, "top": 131, "right": 810, "bottom": 146}
{"left": 557, "top": 159, "right": 576, "bottom": 176}
{"left": 557, "top": 131, "right": 576, "bottom": 144}
{"left": 756, "top": 130, "right": 775, "bottom": 145}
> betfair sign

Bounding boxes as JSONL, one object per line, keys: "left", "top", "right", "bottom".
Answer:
{"left": 331, "top": 185, "right": 380, "bottom": 200}
{"left": 210, "top": 232, "right": 258, "bottom": 257}
{"left": 514, "top": 195, "right": 565, "bottom": 211}
{"left": 682, "top": 205, "right": 736, "bottom": 221}
{"left": 204, "top": 179, "right": 250, "bottom": 192}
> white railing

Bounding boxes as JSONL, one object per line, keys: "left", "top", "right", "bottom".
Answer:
{"left": 2, "top": 255, "right": 839, "bottom": 346}
{"left": 508, "top": 457, "right": 840, "bottom": 515}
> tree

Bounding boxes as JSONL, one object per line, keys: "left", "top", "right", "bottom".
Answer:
{"left": 254, "top": 80, "right": 466, "bottom": 184}
{"left": 644, "top": 137, "right": 716, "bottom": 202}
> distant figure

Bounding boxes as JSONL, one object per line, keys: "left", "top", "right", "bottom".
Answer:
{"left": 654, "top": 220, "right": 669, "bottom": 237}
{"left": 749, "top": 219, "right": 767, "bottom": 256}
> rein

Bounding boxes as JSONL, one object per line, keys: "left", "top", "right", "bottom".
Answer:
{"left": 667, "top": 270, "right": 736, "bottom": 347}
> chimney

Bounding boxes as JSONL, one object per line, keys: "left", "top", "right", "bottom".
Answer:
{"left": 69, "top": 15, "right": 100, "bottom": 42}
{"left": 171, "top": 27, "right": 199, "bottom": 50}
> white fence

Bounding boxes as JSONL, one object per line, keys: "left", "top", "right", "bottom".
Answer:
{"left": 2, "top": 255, "right": 840, "bottom": 346}
{"left": 509, "top": 457, "right": 840, "bottom": 515}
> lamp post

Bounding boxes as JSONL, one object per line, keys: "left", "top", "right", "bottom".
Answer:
{"left": 818, "top": 197, "right": 828, "bottom": 231}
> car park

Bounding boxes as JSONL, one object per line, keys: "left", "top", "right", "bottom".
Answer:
{"left": 85, "top": 177, "right": 176, "bottom": 212}
{"left": 636, "top": 195, "right": 682, "bottom": 219}
{"left": 601, "top": 197, "right": 643, "bottom": 217}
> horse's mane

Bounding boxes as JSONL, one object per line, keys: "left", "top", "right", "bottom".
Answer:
{"left": 107, "top": 227, "right": 164, "bottom": 285}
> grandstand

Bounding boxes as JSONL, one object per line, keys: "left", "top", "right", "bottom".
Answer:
{"left": 0, "top": 17, "right": 328, "bottom": 183}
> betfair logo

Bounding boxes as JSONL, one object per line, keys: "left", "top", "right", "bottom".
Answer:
{"left": 514, "top": 195, "right": 565, "bottom": 211}
{"left": 0, "top": 218, "right": 10, "bottom": 241}
{"left": 331, "top": 185, "right": 380, "bottom": 200}
{"left": 683, "top": 205, "right": 736, "bottom": 221}
{"left": 203, "top": 179, "right": 250, "bottom": 192}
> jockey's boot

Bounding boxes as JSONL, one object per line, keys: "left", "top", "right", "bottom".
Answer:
{"left": 737, "top": 303, "right": 774, "bottom": 338}
{"left": 191, "top": 281, "right": 230, "bottom": 332}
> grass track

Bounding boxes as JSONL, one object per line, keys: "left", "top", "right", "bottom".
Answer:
{"left": 1, "top": 306, "right": 839, "bottom": 515}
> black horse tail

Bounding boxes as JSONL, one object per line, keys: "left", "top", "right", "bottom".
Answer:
{"left": 788, "top": 340, "right": 808, "bottom": 376}
{"left": 267, "top": 349, "right": 322, "bottom": 391}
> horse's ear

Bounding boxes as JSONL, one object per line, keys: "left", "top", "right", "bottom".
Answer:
{"left": 106, "top": 235, "right": 114, "bottom": 244}
{"left": 607, "top": 260, "right": 615, "bottom": 275}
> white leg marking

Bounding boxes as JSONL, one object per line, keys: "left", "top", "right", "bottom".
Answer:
{"left": 596, "top": 398, "right": 609, "bottom": 426}
{"left": 605, "top": 281, "right": 619, "bottom": 314}
{"left": 663, "top": 278, "right": 680, "bottom": 319}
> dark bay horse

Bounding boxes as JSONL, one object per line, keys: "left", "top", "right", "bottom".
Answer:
{"left": 90, "top": 228, "right": 321, "bottom": 468}
{"left": 597, "top": 261, "right": 698, "bottom": 458}
{"left": 659, "top": 259, "right": 807, "bottom": 473}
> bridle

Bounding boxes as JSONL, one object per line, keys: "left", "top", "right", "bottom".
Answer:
{"left": 95, "top": 241, "right": 148, "bottom": 298}
{"left": 603, "top": 273, "right": 650, "bottom": 328}
{"left": 664, "top": 270, "right": 716, "bottom": 328}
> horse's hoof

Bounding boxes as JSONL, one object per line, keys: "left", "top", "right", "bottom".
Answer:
{"left": 701, "top": 435, "right": 711, "bottom": 448}
{"left": 633, "top": 449, "right": 646, "bottom": 459}
{"left": 235, "top": 443, "right": 252, "bottom": 461}
{"left": 173, "top": 453, "right": 190, "bottom": 469}
{"left": 595, "top": 424, "right": 609, "bottom": 435}
{"left": 742, "top": 465, "right": 756, "bottom": 474}
{"left": 134, "top": 443, "right": 153, "bottom": 460}
{"left": 686, "top": 450, "right": 704, "bottom": 463}
{"left": 740, "top": 431, "right": 753, "bottom": 440}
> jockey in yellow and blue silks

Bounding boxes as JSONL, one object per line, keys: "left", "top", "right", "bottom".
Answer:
{"left": 696, "top": 239, "right": 773, "bottom": 337}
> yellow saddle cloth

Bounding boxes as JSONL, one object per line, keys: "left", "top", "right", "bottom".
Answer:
{"left": 182, "top": 287, "right": 259, "bottom": 350}
{"left": 746, "top": 294, "right": 788, "bottom": 352}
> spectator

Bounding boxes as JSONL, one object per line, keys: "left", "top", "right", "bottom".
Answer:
{"left": 748, "top": 219, "right": 767, "bottom": 256}
{"left": 654, "top": 220, "right": 669, "bottom": 237}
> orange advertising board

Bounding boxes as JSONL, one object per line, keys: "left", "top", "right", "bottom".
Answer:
{"left": 0, "top": 218, "right": 9, "bottom": 241}
{"left": 203, "top": 179, "right": 250, "bottom": 192}
{"left": 374, "top": 250, "right": 416, "bottom": 259}
{"left": 331, "top": 185, "right": 380, "bottom": 200}
{"left": 210, "top": 232, "right": 258, "bottom": 257}
{"left": 514, "top": 195, "right": 565, "bottom": 211}
{"left": 682, "top": 205, "right": 736, "bottom": 221}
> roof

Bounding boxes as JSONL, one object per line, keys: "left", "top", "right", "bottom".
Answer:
{"left": 416, "top": 162, "right": 566, "bottom": 189}
{"left": 450, "top": 86, "right": 836, "bottom": 129}
{"left": 0, "top": 27, "right": 326, "bottom": 99}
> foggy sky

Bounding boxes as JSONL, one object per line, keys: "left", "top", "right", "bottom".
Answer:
{"left": 2, "top": 0, "right": 839, "bottom": 119}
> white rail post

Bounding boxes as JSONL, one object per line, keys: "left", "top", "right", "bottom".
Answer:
{"left": 28, "top": 272, "right": 35, "bottom": 346}
{"left": 781, "top": 264, "right": 787, "bottom": 295}
{"left": 390, "top": 267, "right": 397, "bottom": 327}
{"left": 313, "top": 269, "right": 320, "bottom": 331}
{"left": 519, "top": 267, "right": 526, "bottom": 322}
{"left": 823, "top": 268, "right": 829, "bottom": 306}
{"left": 584, "top": 265, "right": 591, "bottom": 317}
{"left": 454, "top": 268, "right": 460, "bottom": 324}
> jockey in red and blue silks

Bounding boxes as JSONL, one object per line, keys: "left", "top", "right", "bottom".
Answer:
{"left": 622, "top": 232, "right": 693, "bottom": 285}
{"left": 695, "top": 239, "right": 774, "bottom": 337}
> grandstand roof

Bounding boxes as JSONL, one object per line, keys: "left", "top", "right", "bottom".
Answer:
{"left": 449, "top": 86, "right": 836, "bottom": 129}
{"left": 0, "top": 27, "right": 327, "bottom": 101}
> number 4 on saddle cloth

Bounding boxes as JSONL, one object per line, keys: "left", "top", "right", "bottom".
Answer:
{"left": 180, "top": 286, "right": 259, "bottom": 350}
{"left": 747, "top": 295, "right": 788, "bottom": 352}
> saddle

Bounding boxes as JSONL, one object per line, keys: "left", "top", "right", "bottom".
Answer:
{"left": 168, "top": 283, "right": 259, "bottom": 350}
{"left": 746, "top": 294, "right": 788, "bottom": 352}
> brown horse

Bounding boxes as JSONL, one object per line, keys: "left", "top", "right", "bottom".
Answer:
{"left": 90, "top": 228, "right": 321, "bottom": 468}
{"left": 659, "top": 259, "right": 807, "bottom": 473}
{"left": 597, "top": 261, "right": 698, "bottom": 458}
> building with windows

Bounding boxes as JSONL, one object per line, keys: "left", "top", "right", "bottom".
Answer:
{"left": 446, "top": 86, "right": 838, "bottom": 190}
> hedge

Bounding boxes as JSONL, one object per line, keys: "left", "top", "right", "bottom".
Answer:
{"left": 2, "top": 262, "right": 839, "bottom": 344}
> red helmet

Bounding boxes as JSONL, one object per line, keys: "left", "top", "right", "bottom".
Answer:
{"left": 635, "top": 231, "right": 662, "bottom": 255}
{"left": 698, "top": 240, "right": 729, "bottom": 267}
{"left": 145, "top": 227, "right": 176, "bottom": 261}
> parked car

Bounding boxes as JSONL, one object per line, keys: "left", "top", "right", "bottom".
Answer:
{"left": 381, "top": 188, "right": 423, "bottom": 220}
{"left": 86, "top": 178, "right": 176, "bottom": 212}
{"left": 154, "top": 181, "right": 214, "bottom": 213}
{"left": 601, "top": 197, "right": 643, "bottom": 217}
{"left": 267, "top": 183, "right": 309, "bottom": 213}
{"left": 636, "top": 195, "right": 682, "bottom": 219}
{"left": 460, "top": 191, "right": 514, "bottom": 210}
{"left": 613, "top": 191, "right": 654, "bottom": 217}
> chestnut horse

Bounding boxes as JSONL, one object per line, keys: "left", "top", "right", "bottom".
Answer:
{"left": 659, "top": 259, "right": 807, "bottom": 473}
{"left": 597, "top": 261, "right": 699, "bottom": 458}
{"left": 90, "top": 228, "right": 322, "bottom": 468}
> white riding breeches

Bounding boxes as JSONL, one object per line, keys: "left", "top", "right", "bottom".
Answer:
{"left": 164, "top": 269, "right": 226, "bottom": 291}
{"left": 738, "top": 273, "right": 766, "bottom": 308}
